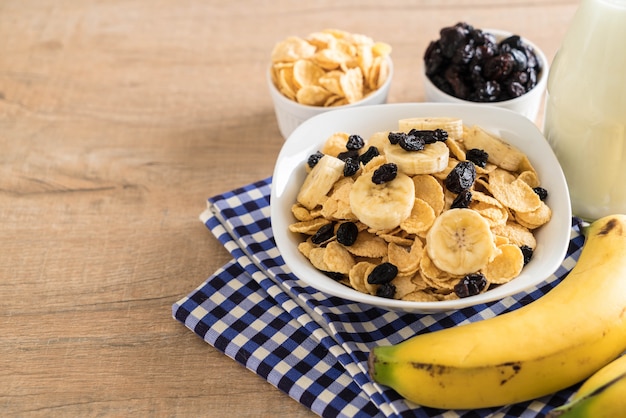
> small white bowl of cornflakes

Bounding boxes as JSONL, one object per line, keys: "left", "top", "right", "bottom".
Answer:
{"left": 271, "top": 103, "right": 571, "bottom": 313}
{"left": 268, "top": 29, "right": 393, "bottom": 139}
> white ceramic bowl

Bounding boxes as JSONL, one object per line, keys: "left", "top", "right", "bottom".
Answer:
{"left": 268, "top": 56, "right": 393, "bottom": 140}
{"left": 422, "top": 29, "right": 548, "bottom": 122}
{"left": 271, "top": 103, "right": 571, "bottom": 314}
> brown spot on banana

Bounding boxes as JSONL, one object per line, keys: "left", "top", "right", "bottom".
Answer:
{"left": 597, "top": 218, "right": 622, "bottom": 236}
{"left": 410, "top": 362, "right": 449, "bottom": 378}
{"left": 499, "top": 362, "right": 522, "bottom": 385}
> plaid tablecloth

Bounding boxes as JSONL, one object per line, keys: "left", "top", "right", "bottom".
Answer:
{"left": 172, "top": 177, "right": 586, "bottom": 418}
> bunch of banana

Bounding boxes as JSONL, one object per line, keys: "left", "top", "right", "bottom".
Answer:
{"left": 547, "top": 354, "right": 626, "bottom": 417}
{"left": 368, "top": 214, "right": 626, "bottom": 409}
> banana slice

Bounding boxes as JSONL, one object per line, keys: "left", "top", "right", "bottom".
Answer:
{"left": 349, "top": 170, "right": 415, "bottom": 230}
{"left": 297, "top": 154, "right": 345, "bottom": 210}
{"left": 426, "top": 208, "right": 497, "bottom": 275}
{"left": 398, "top": 117, "right": 464, "bottom": 140}
{"left": 384, "top": 141, "right": 449, "bottom": 175}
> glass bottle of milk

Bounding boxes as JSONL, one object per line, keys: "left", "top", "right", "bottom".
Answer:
{"left": 543, "top": 0, "right": 626, "bottom": 221}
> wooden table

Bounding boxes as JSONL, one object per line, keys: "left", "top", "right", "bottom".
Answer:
{"left": 1, "top": 1, "right": 578, "bottom": 416}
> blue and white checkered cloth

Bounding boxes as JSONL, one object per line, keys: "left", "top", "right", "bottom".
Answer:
{"left": 172, "top": 177, "right": 586, "bottom": 418}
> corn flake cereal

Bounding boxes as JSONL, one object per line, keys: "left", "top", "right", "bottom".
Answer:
{"left": 271, "top": 29, "right": 391, "bottom": 106}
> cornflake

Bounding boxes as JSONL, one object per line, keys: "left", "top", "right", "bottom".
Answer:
{"left": 270, "top": 29, "right": 391, "bottom": 106}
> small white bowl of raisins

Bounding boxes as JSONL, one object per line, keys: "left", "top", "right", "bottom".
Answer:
{"left": 422, "top": 23, "right": 548, "bottom": 122}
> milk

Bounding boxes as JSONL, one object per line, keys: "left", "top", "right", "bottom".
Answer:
{"left": 543, "top": 0, "right": 626, "bottom": 221}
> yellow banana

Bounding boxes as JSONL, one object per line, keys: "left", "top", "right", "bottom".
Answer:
{"left": 546, "top": 354, "right": 626, "bottom": 417}
{"left": 368, "top": 214, "right": 626, "bottom": 409}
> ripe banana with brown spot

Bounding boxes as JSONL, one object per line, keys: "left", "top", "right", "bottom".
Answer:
{"left": 368, "top": 214, "right": 626, "bottom": 409}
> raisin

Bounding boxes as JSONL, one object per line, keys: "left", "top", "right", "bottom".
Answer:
{"left": 433, "top": 129, "right": 448, "bottom": 142}
{"left": 367, "top": 262, "right": 398, "bottom": 284}
{"left": 444, "top": 161, "right": 476, "bottom": 193}
{"left": 445, "top": 65, "right": 470, "bottom": 98}
{"left": 466, "top": 148, "right": 489, "bottom": 168}
{"left": 343, "top": 157, "right": 360, "bottom": 177}
{"left": 451, "top": 189, "right": 472, "bottom": 209}
{"left": 451, "top": 39, "right": 475, "bottom": 65}
{"left": 336, "top": 222, "right": 358, "bottom": 246}
{"left": 346, "top": 134, "right": 365, "bottom": 150}
{"left": 307, "top": 151, "right": 323, "bottom": 168}
{"left": 500, "top": 35, "right": 524, "bottom": 50}
{"left": 424, "top": 40, "right": 444, "bottom": 75}
{"left": 505, "top": 80, "right": 526, "bottom": 98}
{"left": 388, "top": 131, "right": 404, "bottom": 145}
{"left": 509, "top": 48, "right": 529, "bottom": 72}
{"left": 376, "top": 283, "right": 396, "bottom": 299}
{"left": 533, "top": 187, "right": 548, "bottom": 201}
{"left": 424, "top": 22, "right": 542, "bottom": 103}
{"left": 484, "top": 53, "right": 515, "bottom": 81}
{"left": 454, "top": 273, "right": 487, "bottom": 298}
{"left": 372, "top": 163, "right": 398, "bottom": 184}
{"left": 439, "top": 24, "right": 469, "bottom": 59}
{"left": 337, "top": 149, "right": 359, "bottom": 161}
{"left": 520, "top": 245, "right": 534, "bottom": 265}
{"left": 473, "top": 80, "right": 501, "bottom": 102}
{"left": 358, "top": 146, "right": 379, "bottom": 165}
{"left": 407, "top": 129, "right": 448, "bottom": 144}
{"left": 311, "top": 223, "right": 334, "bottom": 245}
{"left": 399, "top": 133, "right": 426, "bottom": 151}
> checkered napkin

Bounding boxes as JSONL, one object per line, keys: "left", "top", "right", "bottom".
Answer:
{"left": 173, "top": 177, "right": 586, "bottom": 418}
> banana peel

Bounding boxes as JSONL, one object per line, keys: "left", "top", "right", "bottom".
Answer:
{"left": 547, "top": 354, "right": 626, "bottom": 417}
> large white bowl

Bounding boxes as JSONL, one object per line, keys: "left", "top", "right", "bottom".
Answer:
{"left": 271, "top": 103, "right": 571, "bottom": 313}
{"left": 422, "top": 29, "right": 548, "bottom": 122}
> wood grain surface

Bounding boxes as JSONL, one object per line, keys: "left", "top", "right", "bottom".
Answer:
{"left": 1, "top": 1, "right": 578, "bottom": 416}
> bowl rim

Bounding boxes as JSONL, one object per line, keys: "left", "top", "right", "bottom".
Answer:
{"left": 270, "top": 102, "right": 571, "bottom": 313}
{"left": 422, "top": 28, "right": 549, "bottom": 106}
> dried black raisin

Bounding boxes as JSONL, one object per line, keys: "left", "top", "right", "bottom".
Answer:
{"left": 444, "top": 161, "right": 476, "bottom": 193}
{"left": 454, "top": 273, "right": 487, "bottom": 298}
{"left": 337, "top": 149, "right": 359, "bottom": 161}
{"left": 307, "top": 151, "right": 323, "bottom": 168}
{"left": 343, "top": 157, "right": 360, "bottom": 177}
{"left": 376, "top": 283, "right": 396, "bottom": 299}
{"left": 483, "top": 53, "right": 515, "bottom": 81}
{"left": 520, "top": 245, "right": 534, "bottom": 265}
{"left": 336, "top": 222, "right": 358, "bottom": 246}
{"left": 346, "top": 134, "right": 365, "bottom": 150}
{"left": 399, "top": 133, "right": 426, "bottom": 151}
{"left": 424, "top": 22, "right": 542, "bottom": 103}
{"left": 358, "top": 146, "right": 379, "bottom": 165}
{"left": 450, "top": 189, "right": 472, "bottom": 209}
{"left": 367, "top": 262, "right": 398, "bottom": 284}
{"left": 433, "top": 129, "right": 448, "bottom": 142}
{"left": 372, "top": 163, "right": 398, "bottom": 184}
{"left": 533, "top": 187, "right": 548, "bottom": 201}
{"left": 311, "top": 223, "right": 334, "bottom": 245}
{"left": 407, "top": 129, "right": 448, "bottom": 144}
{"left": 466, "top": 148, "right": 489, "bottom": 168}
{"left": 388, "top": 131, "right": 404, "bottom": 145}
